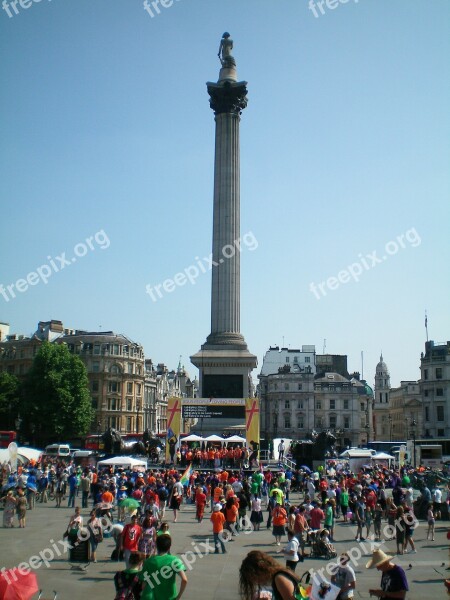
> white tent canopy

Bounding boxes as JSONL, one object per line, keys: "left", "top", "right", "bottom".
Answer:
{"left": 0, "top": 447, "right": 42, "bottom": 466}
{"left": 204, "top": 435, "right": 224, "bottom": 442}
{"left": 340, "top": 449, "right": 375, "bottom": 458}
{"left": 224, "top": 435, "right": 247, "bottom": 443}
{"left": 372, "top": 452, "right": 395, "bottom": 460}
{"left": 181, "top": 434, "right": 205, "bottom": 442}
{"left": 97, "top": 456, "right": 147, "bottom": 468}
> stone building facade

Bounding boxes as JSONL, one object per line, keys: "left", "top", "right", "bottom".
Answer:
{"left": 420, "top": 340, "right": 450, "bottom": 438}
{"left": 389, "top": 381, "right": 422, "bottom": 441}
{"left": 258, "top": 346, "right": 374, "bottom": 448}
{"left": 373, "top": 354, "right": 391, "bottom": 441}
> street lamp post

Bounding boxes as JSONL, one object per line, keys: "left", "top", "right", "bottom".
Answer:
{"left": 388, "top": 415, "right": 392, "bottom": 442}
{"left": 136, "top": 401, "right": 141, "bottom": 435}
{"left": 411, "top": 418, "right": 417, "bottom": 468}
{"left": 97, "top": 420, "right": 101, "bottom": 451}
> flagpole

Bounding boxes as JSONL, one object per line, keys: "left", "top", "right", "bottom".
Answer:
{"left": 425, "top": 310, "right": 428, "bottom": 342}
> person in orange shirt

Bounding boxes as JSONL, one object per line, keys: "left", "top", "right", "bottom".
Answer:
{"left": 211, "top": 504, "right": 227, "bottom": 554}
{"left": 101, "top": 488, "right": 114, "bottom": 504}
{"left": 195, "top": 484, "right": 207, "bottom": 522}
{"left": 272, "top": 502, "right": 288, "bottom": 546}
{"left": 208, "top": 448, "right": 215, "bottom": 468}
{"left": 213, "top": 483, "right": 223, "bottom": 506}
{"left": 225, "top": 496, "right": 238, "bottom": 535}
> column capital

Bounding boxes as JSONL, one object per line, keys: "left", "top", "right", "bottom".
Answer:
{"left": 207, "top": 80, "right": 248, "bottom": 116}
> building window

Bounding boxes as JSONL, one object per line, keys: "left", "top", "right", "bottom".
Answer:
{"left": 91, "top": 398, "right": 98, "bottom": 409}
{"left": 92, "top": 362, "right": 100, "bottom": 373}
{"left": 360, "top": 403, "right": 365, "bottom": 412}
{"left": 108, "top": 398, "right": 118, "bottom": 411}
{"left": 437, "top": 406, "right": 444, "bottom": 421}
{"left": 379, "top": 393, "right": 382, "bottom": 402}
{"left": 344, "top": 416, "right": 350, "bottom": 429}
{"left": 330, "top": 399, "right": 335, "bottom": 410}
{"left": 298, "top": 384, "right": 302, "bottom": 391}
{"left": 284, "top": 383, "right": 289, "bottom": 390}
{"left": 286, "top": 357, "right": 289, "bottom": 363}
{"left": 329, "top": 415, "right": 337, "bottom": 428}
{"left": 127, "top": 382, "right": 133, "bottom": 394}
{"left": 305, "top": 357, "right": 310, "bottom": 363}
{"left": 343, "top": 399, "right": 349, "bottom": 410}
{"left": 111, "top": 365, "right": 120, "bottom": 374}
{"left": 297, "top": 416, "right": 304, "bottom": 428}
{"left": 438, "top": 429, "right": 445, "bottom": 437}
{"left": 136, "top": 383, "right": 142, "bottom": 395}
{"left": 274, "top": 384, "right": 278, "bottom": 390}
{"left": 425, "top": 406, "right": 429, "bottom": 421}
{"left": 107, "top": 416, "right": 118, "bottom": 429}
{"left": 385, "top": 393, "right": 388, "bottom": 402}
{"left": 297, "top": 400, "right": 303, "bottom": 409}
{"left": 436, "top": 388, "right": 444, "bottom": 397}
{"left": 316, "top": 401, "right": 321, "bottom": 410}
{"left": 108, "top": 381, "right": 120, "bottom": 393}
{"left": 436, "top": 368, "right": 443, "bottom": 380}
{"left": 92, "top": 381, "right": 99, "bottom": 392}
{"left": 424, "top": 390, "right": 429, "bottom": 397}
{"left": 424, "top": 369, "right": 428, "bottom": 380}
{"left": 293, "top": 356, "right": 298, "bottom": 364}
{"left": 315, "top": 416, "right": 323, "bottom": 428}
{"left": 127, "top": 398, "right": 132, "bottom": 411}
{"left": 7, "top": 366, "right": 15, "bottom": 374}
{"left": 285, "top": 399, "right": 290, "bottom": 409}
{"left": 284, "top": 415, "right": 291, "bottom": 429}
{"left": 94, "top": 345, "right": 100, "bottom": 355}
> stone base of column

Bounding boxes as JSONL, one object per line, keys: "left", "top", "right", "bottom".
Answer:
{"left": 190, "top": 344, "right": 257, "bottom": 399}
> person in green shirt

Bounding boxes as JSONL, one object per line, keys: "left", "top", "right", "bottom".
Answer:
{"left": 270, "top": 485, "right": 284, "bottom": 507}
{"left": 114, "top": 551, "right": 144, "bottom": 598}
{"left": 140, "top": 534, "right": 187, "bottom": 600}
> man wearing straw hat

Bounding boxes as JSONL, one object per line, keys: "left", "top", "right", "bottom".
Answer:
{"left": 367, "top": 549, "right": 408, "bottom": 599}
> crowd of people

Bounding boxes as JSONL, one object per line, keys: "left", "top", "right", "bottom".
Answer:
{"left": 1, "top": 455, "right": 450, "bottom": 598}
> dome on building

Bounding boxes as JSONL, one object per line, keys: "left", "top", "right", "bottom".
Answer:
{"left": 376, "top": 353, "right": 389, "bottom": 373}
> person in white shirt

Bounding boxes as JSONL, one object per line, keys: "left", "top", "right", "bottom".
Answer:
{"left": 278, "top": 440, "right": 285, "bottom": 461}
{"left": 282, "top": 529, "right": 299, "bottom": 572}
{"left": 433, "top": 487, "right": 442, "bottom": 519}
{"left": 307, "top": 478, "right": 316, "bottom": 500}
{"left": 331, "top": 553, "right": 356, "bottom": 599}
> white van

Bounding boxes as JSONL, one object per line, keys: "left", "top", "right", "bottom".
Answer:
{"left": 44, "top": 444, "right": 71, "bottom": 458}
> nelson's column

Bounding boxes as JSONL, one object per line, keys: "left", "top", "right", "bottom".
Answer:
{"left": 191, "top": 34, "right": 257, "bottom": 427}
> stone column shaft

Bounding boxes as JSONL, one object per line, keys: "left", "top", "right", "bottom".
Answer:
{"left": 211, "top": 111, "right": 241, "bottom": 335}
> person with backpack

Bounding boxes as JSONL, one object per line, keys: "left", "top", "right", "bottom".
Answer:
{"left": 113, "top": 550, "right": 144, "bottom": 600}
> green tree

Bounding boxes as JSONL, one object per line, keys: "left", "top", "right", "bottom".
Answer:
{"left": 0, "top": 372, "right": 20, "bottom": 429}
{"left": 21, "top": 342, "right": 94, "bottom": 446}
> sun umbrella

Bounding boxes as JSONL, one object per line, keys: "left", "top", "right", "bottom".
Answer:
{"left": 119, "top": 497, "right": 141, "bottom": 509}
{"left": 300, "top": 465, "right": 311, "bottom": 473}
{"left": 0, "top": 568, "right": 39, "bottom": 600}
{"left": 26, "top": 484, "right": 37, "bottom": 492}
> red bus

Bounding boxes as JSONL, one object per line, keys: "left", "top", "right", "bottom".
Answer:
{"left": 0, "top": 431, "right": 17, "bottom": 449}
{"left": 84, "top": 434, "right": 104, "bottom": 451}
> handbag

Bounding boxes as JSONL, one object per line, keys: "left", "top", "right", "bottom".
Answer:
{"left": 272, "top": 571, "right": 311, "bottom": 600}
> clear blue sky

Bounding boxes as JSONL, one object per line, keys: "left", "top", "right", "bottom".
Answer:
{"left": 1, "top": 0, "right": 449, "bottom": 388}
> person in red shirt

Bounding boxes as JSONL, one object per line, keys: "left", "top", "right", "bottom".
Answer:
{"left": 211, "top": 504, "right": 227, "bottom": 554}
{"left": 120, "top": 514, "right": 143, "bottom": 568}
{"left": 310, "top": 502, "right": 325, "bottom": 531}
